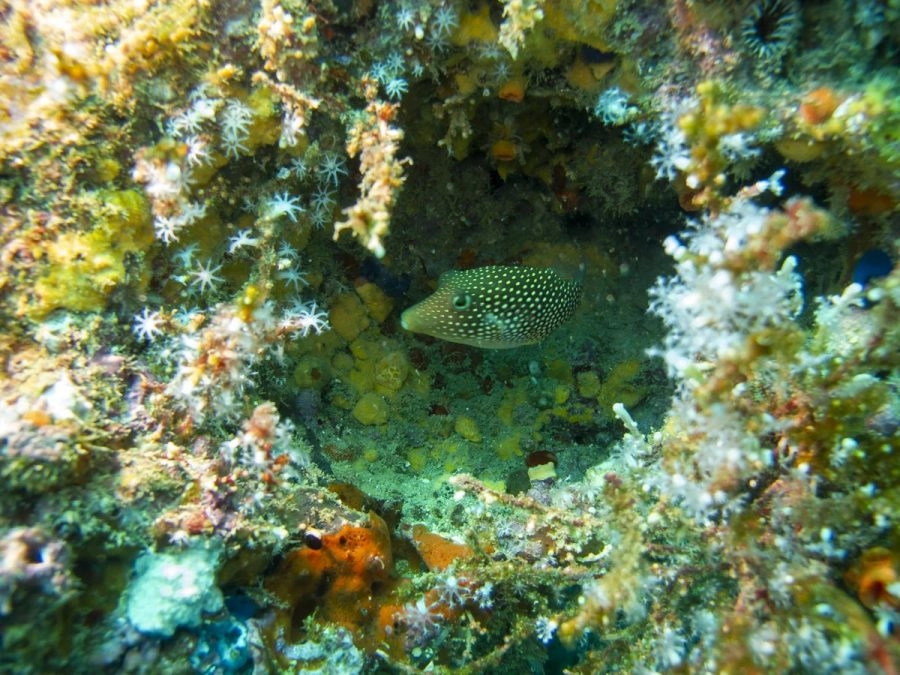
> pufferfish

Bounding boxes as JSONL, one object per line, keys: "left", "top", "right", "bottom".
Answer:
{"left": 400, "top": 265, "right": 582, "bottom": 349}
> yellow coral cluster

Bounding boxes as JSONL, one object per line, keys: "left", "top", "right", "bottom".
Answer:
{"left": 256, "top": 0, "right": 319, "bottom": 77}
{"left": 352, "top": 392, "right": 390, "bottom": 426}
{"left": 593, "top": 360, "right": 646, "bottom": 420}
{"left": 451, "top": 3, "right": 499, "bottom": 46}
{"left": 676, "top": 81, "right": 765, "bottom": 209}
{"left": 29, "top": 190, "right": 154, "bottom": 318}
{"left": 288, "top": 279, "right": 426, "bottom": 428}
{"left": 543, "top": 0, "right": 617, "bottom": 54}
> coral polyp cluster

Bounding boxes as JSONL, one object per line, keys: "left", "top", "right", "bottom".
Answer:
{"left": 0, "top": 0, "right": 897, "bottom": 672}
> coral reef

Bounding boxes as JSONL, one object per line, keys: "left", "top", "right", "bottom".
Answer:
{"left": 0, "top": 0, "right": 897, "bottom": 672}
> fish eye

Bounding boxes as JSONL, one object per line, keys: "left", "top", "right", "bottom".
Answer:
{"left": 452, "top": 293, "right": 472, "bottom": 311}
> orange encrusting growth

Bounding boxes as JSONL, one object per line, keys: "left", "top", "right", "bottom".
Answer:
{"left": 491, "top": 139, "right": 518, "bottom": 162}
{"left": 798, "top": 87, "right": 841, "bottom": 125}
{"left": 411, "top": 524, "right": 475, "bottom": 571}
{"left": 846, "top": 547, "right": 900, "bottom": 610}
{"left": 498, "top": 77, "right": 526, "bottom": 103}
{"left": 265, "top": 514, "right": 394, "bottom": 646}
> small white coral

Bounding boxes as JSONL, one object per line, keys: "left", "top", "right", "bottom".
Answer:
{"left": 261, "top": 191, "right": 305, "bottom": 223}
{"left": 184, "top": 135, "right": 211, "bottom": 167}
{"left": 654, "top": 624, "right": 686, "bottom": 669}
{"left": 132, "top": 307, "right": 165, "bottom": 342}
{"left": 318, "top": 152, "right": 348, "bottom": 187}
{"left": 282, "top": 300, "right": 329, "bottom": 337}
{"left": 395, "top": 5, "right": 417, "bottom": 32}
{"left": 384, "top": 76, "right": 409, "bottom": 101}
{"left": 396, "top": 597, "right": 442, "bottom": 648}
{"left": 535, "top": 616, "right": 558, "bottom": 644}
{"left": 593, "top": 87, "right": 636, "bottom": 126}
{"left": 227, "top": 229, "right": 260, "bottom": 254}
{"left": 220, "top": 99, "right": 253, "bottom": 138}
{"left": 276, "top": 266, "right": 309, "bottom": 291}
{"left": 431, "top": 6, "right": 458, "bottom": 37}
{"left": 189, "top": 259, "right": 224, "bottom": 295}
{"left": 219, "top": 99, "right": 253, "bottom": 158}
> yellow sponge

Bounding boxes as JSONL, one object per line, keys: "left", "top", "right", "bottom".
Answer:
{"left": 329, "top": 293, "right": 369, "bottom": 342}
{"left": 352, "top": 392, "right": 389, "bottom": 425}
{"left": 356, "top": 282, "right": 394, "bottom": 324}
{"left": 455, "top": 416, "right": 482, "bottom": 443}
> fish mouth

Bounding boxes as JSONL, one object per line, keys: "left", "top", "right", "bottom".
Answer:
{"left": 399, "top": 308, "right": 416, "bottom": 331}
{"left": 400, "top": 305, "right": 440, "bottom": 338}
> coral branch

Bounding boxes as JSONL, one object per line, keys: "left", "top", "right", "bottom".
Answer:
{"left": 333, "top": 84, "right": 410, "bottom": 258}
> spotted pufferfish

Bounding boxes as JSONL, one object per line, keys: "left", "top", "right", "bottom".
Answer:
{"left": 400, "top": 265, "right": 582, "bottom": 349}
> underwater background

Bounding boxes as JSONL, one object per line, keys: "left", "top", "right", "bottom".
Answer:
{"left": 0, "top": 0, "right": 898, "bottom": 672}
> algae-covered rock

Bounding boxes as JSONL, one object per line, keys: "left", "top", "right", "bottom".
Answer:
{"left": 30, "top": 189, "right": 153, "bottom": 318}
{"left": 126, "top": 543, "right": 223, "bottom": 637}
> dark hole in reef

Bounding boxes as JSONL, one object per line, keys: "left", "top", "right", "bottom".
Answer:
{"left": 304, "top": 532, "right": 323, "bottom": 550}
{"left": 24, "top": 543, "right": 42, "bottom": 564}
{"left": 314, "top": 572, "right": 332, "bottom": 598}
{"left": 290, "top": 596, "right": 319, "bottom": 634}
{"left": 561, "top": 210, "right": 594, "bottom": 236}
{"left": 869, "top": 580, "right": 887, "bottom": 601}
{"left": 754, "top": 11, "right": 781, "bottom": 43}
{"left": 225, "top": 592, "right": 260, "bottom": 620}
{"left": 580, "top": 45, "right": 616, "bottom": 65}
{"left": 487, "top": 167, "right": 509, "bottom": 194}
{"left": 525, "top": 450, "right": 558, "bottom": 468}
{"left": 85, "top": 608, "right": 104, "bottom": 627}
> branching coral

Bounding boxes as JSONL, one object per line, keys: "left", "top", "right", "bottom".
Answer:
{"left": 497, "top": 0, "right": 545, "bottom": 59}
{"left": 333, "top": 82, "right": 411, "bottom": 258}
{"left": 647, "top": 178, "right": 838, "bottom": 512}
{"left": 256, "top": 0, "right": 320, "bottom": 78}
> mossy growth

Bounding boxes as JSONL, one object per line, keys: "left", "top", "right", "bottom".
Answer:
{"left": 596, "top": 359, "right": 647, "bottom": 420}
{"left": 244, "top": 84, "right": 284, "bottom": 152}
{"left": 29, "top": 189, "right": 153, "bottom": 319}
{"left": 858, "top": 75, "right": 900, "bottom": 166}
{"left": 2, "top": 436, "right": 93, "bottom": 495}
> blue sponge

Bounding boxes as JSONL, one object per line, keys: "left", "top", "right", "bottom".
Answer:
{"left": 852, "top": 249, "right": 893, "bottom": 287}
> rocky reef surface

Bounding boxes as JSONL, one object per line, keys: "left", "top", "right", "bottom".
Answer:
{"left": 0, "top": 0, "right": 898, "bottom": 672}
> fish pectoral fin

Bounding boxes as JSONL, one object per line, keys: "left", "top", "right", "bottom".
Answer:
{"left": 484, "top": 313, "right": 518, "bottom": 343}
{"left": 482, "top": 312, "right": 505, "bottom": 335}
